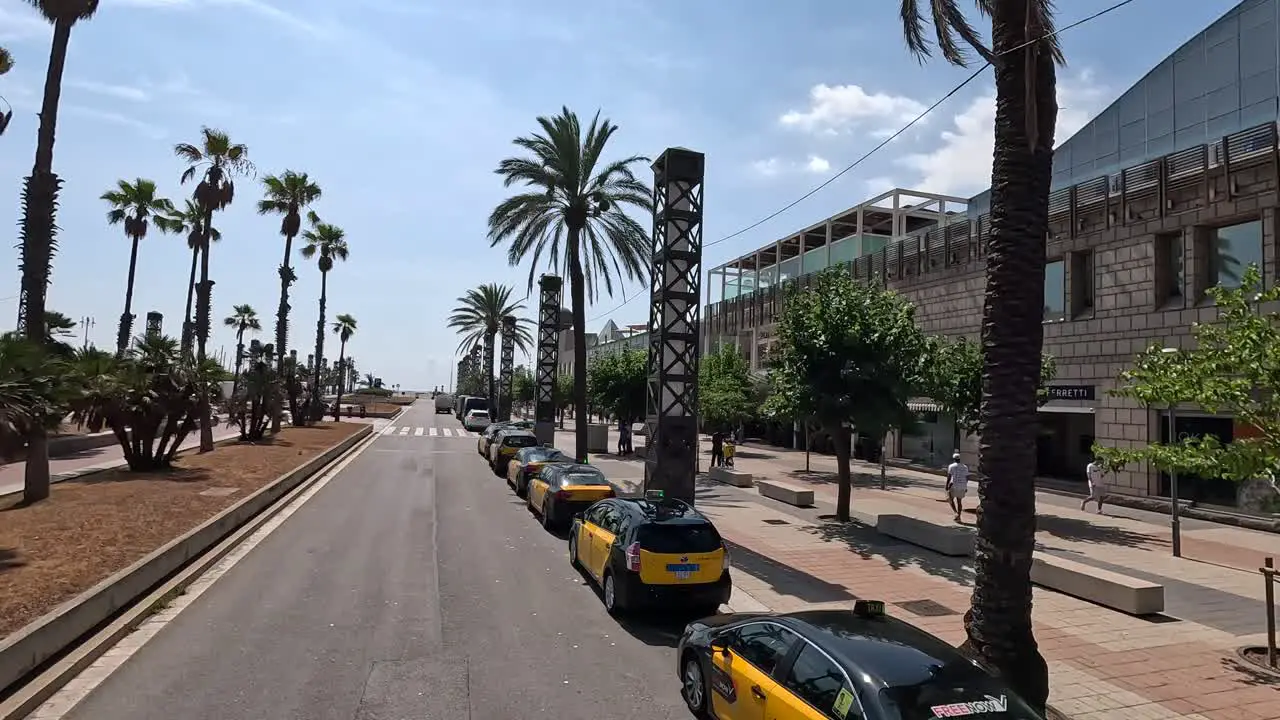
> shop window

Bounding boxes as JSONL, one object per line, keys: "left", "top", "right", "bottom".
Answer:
{"left": 1154, "top": 231, "right": 1184, "bottom": 304}
{"left": 1070, "top": 251, "right": 1094, "bottom": 318}
{"left": 1044, "top": 259, "right": 1066, "bottom": 322}
{"left": 1208, "top": 220, "right": 1263, "bottom": 290}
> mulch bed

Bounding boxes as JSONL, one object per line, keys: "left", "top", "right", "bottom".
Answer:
{"left": 0, "top": 421, "right": 365, "bottom": 639}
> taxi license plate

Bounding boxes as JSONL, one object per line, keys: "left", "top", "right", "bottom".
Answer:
{"left": 666, "top": 563, "right": 699, "bottom": 580}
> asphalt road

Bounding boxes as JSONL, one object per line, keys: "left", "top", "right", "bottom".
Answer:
{"left": 64, "top": 401, "right": 693, "bottom": 720}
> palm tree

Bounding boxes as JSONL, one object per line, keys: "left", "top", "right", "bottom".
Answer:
{"left": 0, "top": 46, "right": 13, "bottom": 138}
{"left": 299, "top": 211, "right": 348, "bottom": 419}
{"left": 257, "top": 170, "right": 322, "bottom": 431}
{"left": 13, "top": 0, "right": 99, "bottom": 504}
{"left": 223, "top": 304, "right": 261, "bottom": 393}
{"left": 101, "top": 178, "right": 172, "bottom": 357}
{"left": 154, "top": 199, "right": 220, "bottom": 353}
{"left": 487, "top": 108, "right": 652, "bottom": 462}
{"left": 898, "top": 1, "right": 1061, "bottom": 710}
{"left": 363, "top": 371, "right": 376, "bottom": 388}
{"left": 446, "top": 284, "right": 534, "bottom": 418}
{"left": 330, "top": 314, "right": 357, "bottom": 421}
{"left": 174, "top": 127, "right": 252, "bottom": 451}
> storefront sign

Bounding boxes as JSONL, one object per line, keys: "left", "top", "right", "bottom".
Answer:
{"left": 1046, "top": 385, "right": 1095, "bottom": 401}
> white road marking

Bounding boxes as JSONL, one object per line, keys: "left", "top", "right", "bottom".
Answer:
{"left": 414, "top": 427, "right": 424, "bottom": 436}
{"left": 28, "top": 433, "right": 377, "bottom": 720}
{"left": 441, "top": 428, "right": 453, "bottom": 438}
{"left": 398, "top": 426, "right": 409, "bottom": 435}
{"left": 429, "top": 427, "right": 439, "bottom": 437}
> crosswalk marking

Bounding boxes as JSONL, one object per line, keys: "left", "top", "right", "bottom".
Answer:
{"left": 429, "top": 427, "right": 439, "bottom": 437}
{"left": 399, "top": 427, "right": 410, "bottom": 435}
{"left": 414, "top": 427, "right": 424, "bottom": 436}
{"left": 378, "top": 426, "right": 478, "bottom": 439}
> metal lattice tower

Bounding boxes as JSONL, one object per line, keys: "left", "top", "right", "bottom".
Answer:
{"left": 145, "top": 312, "right": 163, "bottom": 340}
{"left": 644, "top": 147, "right": 705, "bottom": 504}
{"left": 498, "top": 315, "right": 516, "bottom": 422}
{"left": 534, "top": 274, "right": 563, "bottom": 445}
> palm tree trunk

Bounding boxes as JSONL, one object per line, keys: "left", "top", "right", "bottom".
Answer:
{"left": 272, "top": 232, "right": 295, "bottom": 433}
{"left": 332, "top": 342, "right": 346, "bottom": 422}
{"left": 961, "top": 3, "right": 1058, "bottom": 713}
{"left": 483, "top": 332, "right": 496, "bottom": 415}
{"left": 311, "top": 271, "right": 328, "bottom": 422}
{"left": 181, "top": 245, "right": 198, "bottom": 355}
{"left": 196, "top": 215, "right": 215, "bottom": 452}
{"left": 19, "top": 18, "right": 75, "bottom": 504}
{"left": 231, "top": 327, "right": 246, "bottom": 397}
{"left": 116, "top": 233, "right": 140, "bottom": 357}
{"left": 568, "top": 232, "right": 589, "bottom": 463}
{"left": 832, "top": 422, "right": 851, "bottom": 521}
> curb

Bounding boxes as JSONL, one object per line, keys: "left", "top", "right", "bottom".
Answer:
{"left": 0, "top": 424, "right": 373, "bottom": 708}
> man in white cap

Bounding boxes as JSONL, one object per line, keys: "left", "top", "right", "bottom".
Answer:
{"left": 945, "top": 452, "right": 969, "bottom": 523}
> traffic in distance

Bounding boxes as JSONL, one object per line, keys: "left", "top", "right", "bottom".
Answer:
{"left": 435, "top": 391, "right": 1050, "bottom": 720}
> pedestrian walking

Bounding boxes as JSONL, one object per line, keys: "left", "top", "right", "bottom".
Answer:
{"left": 945, "top": 452, "right": 969, "bottom": 523}
{"left": 710, "top": 430, "right": 725, "bottom": 467}
{"left": 618, "top": 419, "right": 633, "bottom": 455}
{"left": 1082, "top": 457, "right": 1107, "bottom": 513}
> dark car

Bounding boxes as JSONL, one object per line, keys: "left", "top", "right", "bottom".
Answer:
{"left": 676, "top": 602, "right": 1046, "bottom": 720}
{"left": 569, "top": 491, "right": 731, "bottom": 616}
{"left": 526, "top": 463, "right": 614, "bottom": 530}
{"left": 506, "top": 446, "right": 574, "bottom": 498}
{"left": 488, "top": 430, "right": 539, "bottom": 475}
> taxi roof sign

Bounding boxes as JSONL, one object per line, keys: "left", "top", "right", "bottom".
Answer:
{"left": 644, "top": 489, "right": 665, "bottom": 501}
{"left": 853, "top": 600, "right": 886, "bottom": 617}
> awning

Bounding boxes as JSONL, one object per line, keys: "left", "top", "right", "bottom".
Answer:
{"left": 908, "top": 400, "right": 942, "bottom": 413}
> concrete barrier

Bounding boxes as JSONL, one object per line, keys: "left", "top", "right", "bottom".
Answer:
{"left": 756, "top": 480, "right": 815, "bottom": 507}
{"left": 876, "top": 514, "right": 975, "bottom": 557}
{"left": 0, "top": 425, "right": 372, "bottom": 694}
{"left": 1031, "top": 555, "right": 1165, "bottom": 615}
{"left": 709, "top": 467, "right": 753, "bottom": 487}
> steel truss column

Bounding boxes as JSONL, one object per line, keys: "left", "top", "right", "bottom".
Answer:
{"left": 145, "top": 311, "right": 163, "bottom": 341}
{"left": 644, "top": 147, "right": 705, "bottom": 504}
{"left": 534, "top": 274, "right": 563, "bottom": 445}
{"left": 498, "top": 315, "right": 516, "bottom": 422}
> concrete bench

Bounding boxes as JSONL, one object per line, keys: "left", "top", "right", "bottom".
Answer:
{"left": 1031, "top": 555, "right": 1165, "bottom": 615}
{"left": 876, "top": 514, "right": 975, "bottom": 557}
{"left": 756, "top": 480, "right": 815, "bottom": 507}
{"left": 709, "top": 467, "right": 754, "bottom": 487}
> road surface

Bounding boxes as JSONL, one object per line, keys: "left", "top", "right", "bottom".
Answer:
{"left": 63, "top": 401, "right": 691, "bottom": 720}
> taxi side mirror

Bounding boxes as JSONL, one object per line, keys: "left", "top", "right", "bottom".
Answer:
{"left": 573, "top": 511, "right": 585, "bottom": 521}
{"left": 709, "top": 641, "right": 729, "bottom": 656}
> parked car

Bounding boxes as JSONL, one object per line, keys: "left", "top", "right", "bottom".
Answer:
{"left": 463, "top": 409, "right": 491, "bottom": 432}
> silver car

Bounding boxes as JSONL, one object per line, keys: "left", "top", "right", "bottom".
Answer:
{"left": 463, "top": 409, "right": 491, "bottom": 432}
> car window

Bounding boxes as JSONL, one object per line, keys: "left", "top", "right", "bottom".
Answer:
{"left": 584, "top": 502, "right": 609, "bottom": 526}
{"left": 730, "top": 623, "right": 798, "bottom": 676}
{"left": 783, "top": 644, "right": 858, "bottom": 720}
{"left": 560, "top": 469, "right": 606, "bottom": 485}
{"left": 597, "top": 503, "right": 624, "bottom": 535}
{"left": 505, "top": 435, "right": 537, "bottom": 448}
{"left": 876, "top": 669, "right": 1042, "bottom": 720}
{"left": 636, "top": 523, "right": 722, "bottom": 553}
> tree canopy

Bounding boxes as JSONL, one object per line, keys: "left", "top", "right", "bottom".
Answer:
{"left": 699, "top": 344, "right": 755, "bottom": 430}
{"left": 926, "top": 336, "right": 1057, "bottom": 436}
{"left": 587, "top": 348, "right": 647, "bottom": 423}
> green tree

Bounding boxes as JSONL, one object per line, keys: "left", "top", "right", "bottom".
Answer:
{"left": 14, "top": 0, "right": 99, "bottom": 503}
{"left": 764, "top": 268, "right": 928, "bottom": 521}
{"left": 555, "top": 373, "right": 573, "bottom": 428}
{"left": 587, "top": 349, "right": 647, "bottom": 425}
{"left": 512, "top": 365, "right": 535, "bottom": 412}
{"left": 258, "top": 170, "right": 322, "bottom": 430}
{"left": 0, "top": 46, "right": 11, "bottom": 76}
{"left": 102, "top": 178, "right": 172, "bottom": 357}
{"left": 699, "top": 344, "right": 755, "bottom": 431}
{"left": 174, "top": 127, "right": 252, "bottom": 451}
{"left": 330, "top": 313, "right": 357, "bottom": 421}
{"left": 43, "top": 310, "right": 78, "bottom": 357}
{"left": 223, "top": 304, "right": 261, "bottom": 394}
{"left": 899, "top": 2, "right": 1064, "bottom": 705}
{"left": 927, "top": 336, "right": 1057, "bottom": 436}
{"left": 155, "top": 199, "right": 220, "bottom": 352}
{"left": 0, "top": 335, "right": 70, "bottom": 462}
{"left": 1094, "top": 266, "right": 1280, "bottom": 506}
{"left": 446, "top": 284, "right": 533, "bottom": 413}
{"left": 487, "top": 107, "right": 653, "bottom": 462}
{"left": 299, "top": 212, "right": 348, "bottom": 420}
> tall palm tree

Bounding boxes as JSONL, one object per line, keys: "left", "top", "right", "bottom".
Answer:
{"left": 330, "top": 313, "right": 357, "bottom": 421}
{"left": 174, "top": 127, "right": 252, "bottom": 451}
{"left": 898, "top": 1, "right": 1061, "bottom": 710}
{"left": 487, "top": 108, "right": 652, "bottom": 461}
{"left": 299, "top": 211, "right": 348, "bottom": 419}
{"left": 13, "top": 0, "right": 99, "bottom": 504}
{"left": 155, "top": 199, "right": 221, "bottom": 353}
{"left": 446, "top": 284, "right": 534, "bottom": 417}
{"left": 0, "top": 46, "right": 13, "bottom": 138}
{"left": 101, "top": 178, "right": 172, "bottom": 357}
{"left": 257, "top": 170, "right": 322, "bottom": 431}
{"left": 223, "top": 304, "right": 261, "bottom": 394}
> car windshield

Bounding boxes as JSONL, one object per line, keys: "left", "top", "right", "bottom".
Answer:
{"left": 505, "top": 435, "right": 537, "bottom": 448}
{"left": 469, "top": 411, "right": 488, "bottom": 418}
{"left": 635, "top": 523, "right": 722, "bottom": 553}
{"left": 877, "top": 669, "right": 1043, "bottom": 720}
{"left": 559, "top": 468, "right": 606, "bottom": 485}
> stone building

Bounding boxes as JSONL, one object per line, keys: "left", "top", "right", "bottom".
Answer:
{"left": 705, "top": 0, "right": 1280, "bottom": 507}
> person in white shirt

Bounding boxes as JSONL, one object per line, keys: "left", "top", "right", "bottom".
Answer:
{"left": 1082, "top": 458, "right": 1106, "bottom": 513}
{"left": 945, "top": 452, "right": 969, "bottom": 523}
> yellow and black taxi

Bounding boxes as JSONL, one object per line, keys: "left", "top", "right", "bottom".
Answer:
{"left": 677, "top": 601, "right": 1045, "bottom": 720}
{"left": 526, "top": 462, "right": 614, "bottom": 529}
{"left": 488, "top": 429, "right": 539, "bottom": 475}
{"left": 475, "top": 419, "right": 534, "bottom": 458}
{"left": 569, "top": 490, "right": 731, "bottom": 616}
{"left": 506, "top": 446, "right": 575, "bottom": 498}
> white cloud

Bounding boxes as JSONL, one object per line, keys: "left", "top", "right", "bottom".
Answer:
{"left": 66, "top": 79, "right": 151, "bottom": 102}
{"left": 805, "top": 155, "right": 831, "bottom": 173}
{"left": 897, "top": 72, "right": 1108, "bottom": 196}
{"left": 62, "top": 103, "right": 166, "bottom": 139}
{"left": 781, "top": 83, "right": 926, "bottom": 136}
{"left": 0, "top": 4, "right": 49, "bottom": 42}
{"left": 751, "top": 158, "right": 783, "bottom": 177}
{"left": 863, "top": 177, "right": 897, "bottom": 197}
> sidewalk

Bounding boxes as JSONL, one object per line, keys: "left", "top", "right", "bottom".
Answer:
{"left": 595, "top": 442, "right": 1280, "bottom": 719}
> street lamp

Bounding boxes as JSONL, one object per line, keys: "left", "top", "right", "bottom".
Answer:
{"left": 1160, "top": 346, "right": 1182, "bottom": 557}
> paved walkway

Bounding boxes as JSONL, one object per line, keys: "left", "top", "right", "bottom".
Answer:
{"left": 590, "top": 434, "right": 1280, "bottom": 720}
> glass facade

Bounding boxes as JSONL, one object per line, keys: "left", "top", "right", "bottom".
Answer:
{"left": 1044, "top": 260, "right": 1066, "bottom": 322}
{"left": 1212, "top": 219, "right": 1264, "bottom": 287}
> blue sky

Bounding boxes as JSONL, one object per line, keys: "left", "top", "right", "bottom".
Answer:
{"left": 0, "top": 0, "right": 1243, "bottom": 390}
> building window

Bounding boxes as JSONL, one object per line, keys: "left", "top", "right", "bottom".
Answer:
{"left": 1210, "top": 220, "right": 1264, "bottom": 289}
{"left": 1155, "top": 231, "right": 1184, "bottom": 304}
{"left": 1044, "top": 259, "right": 1066, "bottom": 322}
{"left": 1070, "top": 251, "right": 1093, "bottom": 317}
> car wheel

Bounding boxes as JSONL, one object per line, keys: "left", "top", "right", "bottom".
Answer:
{"left": 681, "top": 655, "right": 709, "bottom": 717}
{"left": 541, "top": 499, "right": 554, "bottom": 530}
{"left": 568, "top": 533, "right": 581, "bottom": 569}
{"left": 526, "top": 491, "right": 535, "bottom": 512}
{"left": 603, "top": 572, "right": 622, "bottom": 615}
{"left": 516, "top": 477, "right": 527, "bottom": 499}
